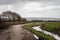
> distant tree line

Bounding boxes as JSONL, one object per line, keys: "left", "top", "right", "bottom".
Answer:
{"left": 0, "top": 11, "right": 27, "bottom": 23}
{"left": 31, "top": 20, "right": 60, "bottom": 22}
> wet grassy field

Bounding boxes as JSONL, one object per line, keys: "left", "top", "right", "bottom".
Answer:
{"left": 41, "top": 22, "right": 60, "bottom": 36}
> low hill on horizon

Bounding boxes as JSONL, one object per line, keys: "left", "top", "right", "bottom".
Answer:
{"left": 26, "top": 17, "right": 60, "bottom": 21}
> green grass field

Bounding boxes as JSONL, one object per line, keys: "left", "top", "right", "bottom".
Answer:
{"left": 41, "top": 22, "right": 60, "bottom": 36}
{"left": 22, "top": 22, "right": 56, "bottom": 40}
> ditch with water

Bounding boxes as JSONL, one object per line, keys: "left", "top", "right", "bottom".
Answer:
{"left": 33, "top": 26, "right": 60, "bottom": 40}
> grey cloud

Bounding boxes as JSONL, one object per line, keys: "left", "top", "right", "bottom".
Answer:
{"left": 0, "top": 0, "right": 15, "bottom": 5}
{"left": 22, "top": 0, "right": 60, "bottom": 3}
{"left": 0, "top": 0, "right": 60, "bottom": 18}
{"left": 0, "top": 0, "right": 60, "bottom": 5}
{"left": 0, "top": 0, "right": 23, "bottom": 5}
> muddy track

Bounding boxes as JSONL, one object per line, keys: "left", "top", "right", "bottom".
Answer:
{"left": 0, "top": 25, "right": 36, "bottom": 40}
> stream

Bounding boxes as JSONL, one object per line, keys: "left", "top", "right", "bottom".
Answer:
{"left": 32, "top": 26, "right": 60, "bottom": 40}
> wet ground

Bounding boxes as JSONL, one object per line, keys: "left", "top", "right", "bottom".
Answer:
{"left": 0, "top": 25, "right": 36, "bottom": 40}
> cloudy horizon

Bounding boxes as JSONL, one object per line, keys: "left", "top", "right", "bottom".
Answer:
{"left": 0, "top": 0, "right": 60, "bottom": 18}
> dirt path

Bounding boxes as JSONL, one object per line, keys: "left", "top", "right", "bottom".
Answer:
{"left": 0, "top": 25, "right": 36, "bottom": 40}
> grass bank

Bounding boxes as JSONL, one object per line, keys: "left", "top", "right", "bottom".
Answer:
{"left": 41, "top": 22, "right": 60, "bottom": 36}
{"left": 22, "top": 22, "right": 56, "bottom": 40}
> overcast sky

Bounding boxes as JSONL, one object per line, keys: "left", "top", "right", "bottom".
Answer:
{"left": 0, "top": 0, "right": 60, "bottom": 18}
